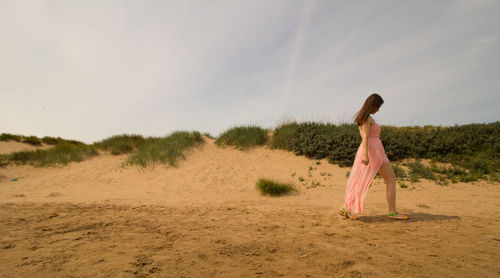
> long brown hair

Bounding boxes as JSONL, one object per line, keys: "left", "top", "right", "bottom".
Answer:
{"left": 354, "top": 93, "right": 384, "bottom": 126}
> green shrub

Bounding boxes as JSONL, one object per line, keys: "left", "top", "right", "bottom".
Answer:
{"left": 22, "top": 136, "right": 42, "bottom": 146}
{"left": 269, "top": 121, "right": 499, "bottom": 181}
{"left": 273, "top": 122, "right": 359, "bottom": 167}
{"left": 125, "top": 131, "right": 204, "bottom": 168}
{"left": 256, "top": 178, "right": 296, "bottom": 196}
{"left": 0, "top": 133, "right": 22, "bottom": 142}
{"left": 215, "top": 126, "right": 268, "bottom": 150}
{"left": 94, "top": 134, "right": 145, "bottom": 155}
{"left": 381, "top": 122, "right": 499, "bottom": 174}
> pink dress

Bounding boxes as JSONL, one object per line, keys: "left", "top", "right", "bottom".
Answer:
{"left": 344, "top": 121, "right": 390, "bottom": 214}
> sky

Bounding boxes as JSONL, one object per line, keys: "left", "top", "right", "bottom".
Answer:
{"left": 1, "top": 0, "right": 499, "bottom": 144}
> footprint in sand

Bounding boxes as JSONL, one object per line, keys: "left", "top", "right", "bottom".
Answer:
{"left": 13, "top": 194, "right": 25, "bottom": 198}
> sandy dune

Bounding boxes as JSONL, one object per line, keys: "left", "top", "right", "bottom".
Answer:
{"left": 0, "top": 138, "right": 499, "bottom": 277}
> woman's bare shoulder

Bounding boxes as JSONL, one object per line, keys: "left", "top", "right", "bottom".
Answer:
{"left": 364, "top": 116, "right": 374, "bottom": 127}
{"left": 367, "top": 116, "right": 374, "bottom": 125}
{"left": 359, "top": 117, "right": 372, "bottom": 132}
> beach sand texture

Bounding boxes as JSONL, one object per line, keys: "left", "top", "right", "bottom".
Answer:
{"left": 0, "top": 138, "right": 499, "bottom": 277}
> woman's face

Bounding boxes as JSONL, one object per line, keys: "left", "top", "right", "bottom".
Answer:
{"left": 371, "top": 106, "right": 380, "bottom": 114}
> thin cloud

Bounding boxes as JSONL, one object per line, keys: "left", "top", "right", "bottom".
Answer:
{"left": 0, "top": 1, "right": 498, "bottom": 143}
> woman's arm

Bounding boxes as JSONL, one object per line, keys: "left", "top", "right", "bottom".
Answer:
{"left": 359, "top": 118, "right": 371, "bottom": 165}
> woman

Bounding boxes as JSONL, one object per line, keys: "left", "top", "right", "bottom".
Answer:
{"left": 339, "top": 93, "right": 407, "bottom": 220}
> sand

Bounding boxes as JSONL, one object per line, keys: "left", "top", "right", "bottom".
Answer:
{"left": 0, "top": 138, "right": 499, "bottom": 277}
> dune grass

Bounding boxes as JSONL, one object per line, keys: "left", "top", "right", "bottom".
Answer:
{"left": 0, "top": 133, "right": 22, "bottom": 142}
{"left": 4, "top": 141, "right": 98, "bottom": 167}
{"left": 215, "top": 126, "right": 269, "bottom": 150}
{"left": 124, "top": 131, "right": 204, "bottom": 168}
{"left": 0, "top": 133, "right": 83, "bottom": 146}
{"left": 94, "top": 134, "right": 145, "bottom": 155}
{"left": 269, "top": 122, "right": 299, "bottom": 150}
{"left": 22, "top": 136, "right": 42, "bottom": 146}
{"left": 41, "top": 136, "right": 61, "bottom": 145}
{"left": 1, "top": 133, "right": 44, "bottom": 146}
{"left": 256, "top": 178, "right": 296, "bottom": 196}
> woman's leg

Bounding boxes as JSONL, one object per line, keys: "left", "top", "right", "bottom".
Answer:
{"left": 378, "top": 162, "right": 396, "bottom": 212}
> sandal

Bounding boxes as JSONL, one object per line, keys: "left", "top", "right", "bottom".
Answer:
{"left": 338, "top": 206, "right": 357, "bottom": 220}
{"left": 387, "top": 211, "right": 408, "bottom": 220}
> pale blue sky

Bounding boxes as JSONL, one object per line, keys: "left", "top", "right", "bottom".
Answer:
{"left": 1, "top": 0, "right": 499, "bottom": 143}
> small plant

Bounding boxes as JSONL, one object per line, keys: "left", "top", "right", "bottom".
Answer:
{"left": 215, "top": 126, "right": 268, "bottom": 150}
{"left": 316, "top": 161, "right": 321, "bottom": 165}
{"left": 320, "top": 172, "right": 326, "bottom": 176}
{"left": 409, "top": 173, "right": 420, "bottom": 182}
{"left": 407, "top": 160, "right": 436, "bottom": 181}
{"left": 437, "top": 175, "right": 449, "bottom": 186}
{"left": 308, "top": 166, "right": 313, "bottom": 171}
{"left": 311, "top": 180, "right": 321, "bottom": 188}
{"left": 346, "top": 171, "right": 350, "bottom": 177}
{"left": 256, "top": 178, "right": 296, "bottom": 196}
{"left": 291, "top": 172, "right": 296, "bottom": 177}
{"left": 399, "top": 182, "right": 408, "bottom": 188}
{"left": 431, "top": 164, "right": 479, "bottom": 183}
{"left": 327, "top": 173, "right": 332, "bottom": 176}
{"left": 416, "top": 203, "right": 430, "bottom": 208}
{"left": 298, "top": 176, "right": 305, "bottom": 182}
{"left": 393, "top": 164, "right": 407, "bottom": 179}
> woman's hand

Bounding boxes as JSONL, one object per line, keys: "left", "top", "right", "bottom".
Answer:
{"left": 362, "top": 153, "right": 369, "bottom": 165}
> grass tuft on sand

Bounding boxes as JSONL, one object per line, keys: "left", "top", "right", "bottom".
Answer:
{"left": 124, "top": 131, "right": 204, "bottom": 168}
{"left": 4, "top": 141, "right": 98, "bottom": 167}
{"left": 215, "top": 126, "right": 269, "bottom": 150}
{"left": 94, "top": 134, "right": 145, "bottom": 155}
{"left": 256, "top": 178, "right": 296, "bottom": 196}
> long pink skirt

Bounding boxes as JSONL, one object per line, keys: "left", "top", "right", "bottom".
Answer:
{"left": 344, "top": 137, "right": 390, "bottom": 213}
